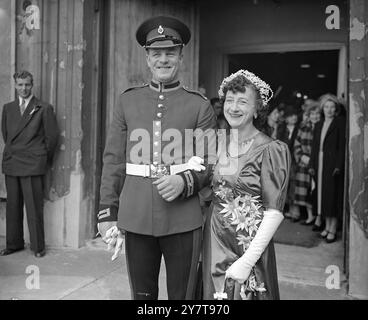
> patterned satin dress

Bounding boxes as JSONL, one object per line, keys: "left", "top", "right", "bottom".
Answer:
{"left": 203, "top": 131, "right": 290, "bottom": 300}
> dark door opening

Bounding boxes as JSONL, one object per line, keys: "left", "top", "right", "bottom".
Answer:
{"left": 228, "top": 50, "right": 339, "bottom": 106}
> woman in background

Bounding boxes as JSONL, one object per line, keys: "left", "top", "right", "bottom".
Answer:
{"left": 293, "top": 102, "right": 321, "bottom": 225}
{"left": 309, "top": 94, "right": 346, "bottom": 243}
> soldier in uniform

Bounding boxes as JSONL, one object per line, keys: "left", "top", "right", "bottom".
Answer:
{"left": 97, "top": 16, "right": 216, "bottom": 300}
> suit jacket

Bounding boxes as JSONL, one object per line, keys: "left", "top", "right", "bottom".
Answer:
{"left": 277, "top": 123, "right": 298, "bottom": 162}
{"left": 1, "top": 96, "right": 59, "bottom": 176}
{"left": 98, "top": 82, "right": 217, "bottom": 236}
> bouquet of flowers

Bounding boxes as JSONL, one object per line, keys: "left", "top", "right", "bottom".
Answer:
{"left": 214, "top": 181, "right": 267, "bottom": 300}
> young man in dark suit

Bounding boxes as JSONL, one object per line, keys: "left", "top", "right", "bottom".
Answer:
{"left": 0, "top": 70, "right": 59, "bottom": 257}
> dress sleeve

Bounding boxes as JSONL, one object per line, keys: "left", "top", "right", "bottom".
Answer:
{"left": 260, "top": 140, "right": 291, "bottom": 212}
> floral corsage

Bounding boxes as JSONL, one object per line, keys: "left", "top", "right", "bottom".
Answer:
{"left": 30, "top": 105, "right": 41, "bottom": 116}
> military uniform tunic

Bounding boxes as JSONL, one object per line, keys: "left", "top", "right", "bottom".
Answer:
{"left": 99, "top": 82, "right": 217, "bottom": 236}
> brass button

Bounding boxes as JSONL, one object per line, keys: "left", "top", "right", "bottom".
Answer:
{"left": 159, "top": 95, "right": 164, "bottom": 100}
{"left": 154, "top": 152, "right": 158, "bottom": 157}
{"left": 157, "top": 113, "right": 162, "bottom": 118}
{"left": 155, "top": 121, "right": 161, "bottom": 126}
{"left": 158, "top": 104, "right": 163, "bottom": 108}
{"left": 154, "top": 141, "right": 159, "bottom": 146}
{"left": 155, "top": 131, "right": 160, "bottom": 136}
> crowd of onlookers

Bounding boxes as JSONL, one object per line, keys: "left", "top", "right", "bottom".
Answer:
{"left": 210, "top": 92, "right": 346, "bottom": 244}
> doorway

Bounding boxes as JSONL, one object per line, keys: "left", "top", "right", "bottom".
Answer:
{"left": 228, "top": 50, "right": 339, "bottom": 104}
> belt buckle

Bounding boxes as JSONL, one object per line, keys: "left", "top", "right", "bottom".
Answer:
{"left": 150, "top": 164, "right": 169, "bottom": 178}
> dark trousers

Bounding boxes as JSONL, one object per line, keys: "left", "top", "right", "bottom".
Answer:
{"left": 5, "top": 175, "right": 45, "bottom": 253}
{"left": 125, "top": 228, "right": 202, "bottom": 300}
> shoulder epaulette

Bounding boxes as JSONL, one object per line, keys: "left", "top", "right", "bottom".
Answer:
{"left": 182, "top": 86, "right": 208, "bottom": 101}
{"left": 121, "top": 83, "right": 148, "bottom": 94}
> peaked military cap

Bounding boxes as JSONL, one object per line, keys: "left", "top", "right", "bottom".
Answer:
{"left": 136, "top": 16, "right": 191, "bottom": 49}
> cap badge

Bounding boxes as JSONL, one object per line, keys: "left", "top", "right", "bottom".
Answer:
{"left": 158, "top": 25, "right": 164, "bottom": 34}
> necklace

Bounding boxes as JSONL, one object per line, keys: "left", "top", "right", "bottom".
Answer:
{"left": 234, "top": 130, "right": 260, "bottom": 145}
{"left": 226, "top": 131, "right": 259, "bottom": 158}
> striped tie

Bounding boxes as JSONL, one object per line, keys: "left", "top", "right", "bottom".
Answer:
{"left": 20, "top": 99, "right": 26, "bottom": 115}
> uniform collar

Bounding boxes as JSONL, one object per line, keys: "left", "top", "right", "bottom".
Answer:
{"left": 149, "top": 80, "right": 181, "bottom": 92}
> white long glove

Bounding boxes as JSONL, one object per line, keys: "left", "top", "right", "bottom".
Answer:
{"left": 225, "top": 209, "right": 284, "bottom": 283}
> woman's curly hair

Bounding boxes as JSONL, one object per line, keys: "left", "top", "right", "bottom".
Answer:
{"left": 220, "top": 75, "right": 269, "bottom": 129}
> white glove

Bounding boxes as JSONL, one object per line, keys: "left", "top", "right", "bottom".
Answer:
{"left": 104, "top": 226, "right": 124, "bottom": 261}
{"left": 225, "top": 209, "right": 284, "bottom": 283}
{"left": 187, "top": 156, "right": 205, "bottom": 172}
{"left": 111, "top": 233, "right": 124, "bottom": 261}
{"left": 97, "top": 221, "right": 117, "bottom": 243}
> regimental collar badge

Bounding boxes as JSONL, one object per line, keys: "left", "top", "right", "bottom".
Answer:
{"left": 158, "top": 25, "right": 164, "bottom": 34}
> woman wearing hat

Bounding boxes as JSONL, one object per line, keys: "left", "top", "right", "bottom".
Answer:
{"left": 309, "top": 94, "right": 346, "bottom": 243}
{"left": 202, "top": 70, "right": 290, "bottom": 300}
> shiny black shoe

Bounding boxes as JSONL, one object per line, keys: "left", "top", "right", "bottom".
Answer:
{"left": 301, "top": 217, "right": 316, "bottom": 226}
{"left": 35, "top": 250, "right": 46, "bottom": 258}
{"left": 326, "top": 232, "right": 337, "bottom": 243}
{"left": 0, "top": 247, "right": 24, "bottom": 256}
{"left": 319, "top": 229, "right": 329, "bottom": 238}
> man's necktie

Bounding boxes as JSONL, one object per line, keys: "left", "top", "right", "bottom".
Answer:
{"left": 20, "top": 99, "right": 26, "bottom": 116}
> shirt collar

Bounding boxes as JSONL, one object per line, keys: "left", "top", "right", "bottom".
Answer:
{"left": 149, "top": 80, "right": 181, "bottom": 92}
{"left": 19, "top": 94, "right": 33, "bottom": 106}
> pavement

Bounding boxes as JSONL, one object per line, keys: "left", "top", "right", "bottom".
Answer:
{"left": 0, "top": 235, "right": 353, "bottom": 300}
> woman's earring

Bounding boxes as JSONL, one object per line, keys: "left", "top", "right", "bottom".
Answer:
{"left": 254, "top": 113, "right": 258, "bottom": 119}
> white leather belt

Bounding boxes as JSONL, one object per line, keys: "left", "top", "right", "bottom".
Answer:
{"left": 126, "top": 163, "right": 189, "bottom": 178}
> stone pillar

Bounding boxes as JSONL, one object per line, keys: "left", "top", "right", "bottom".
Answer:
{"left": 348, "top": 0, "right": 368, "bottom": 299}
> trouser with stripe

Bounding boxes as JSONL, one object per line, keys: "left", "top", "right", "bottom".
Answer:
{"left": 125, "top": 227, "right": 202, "bottom": 300}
